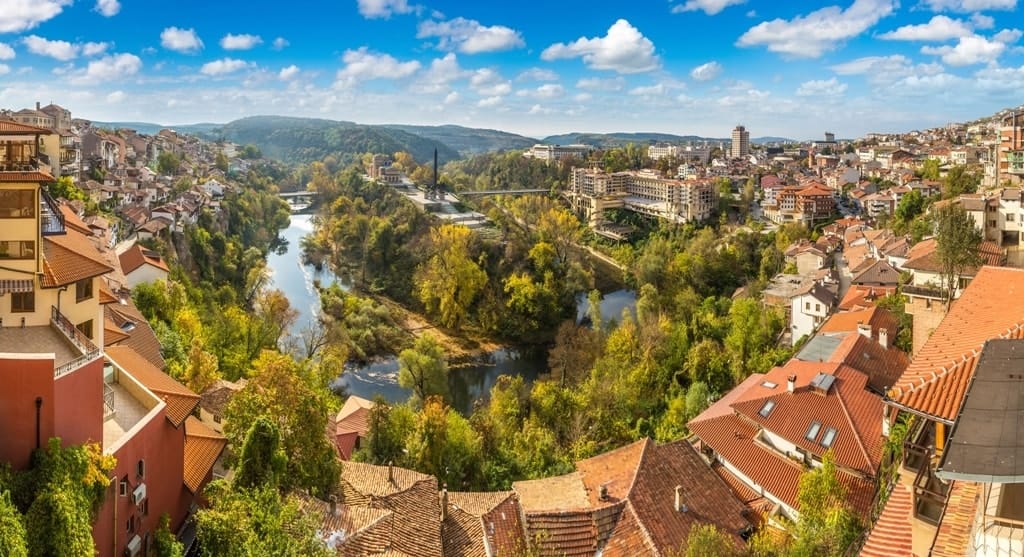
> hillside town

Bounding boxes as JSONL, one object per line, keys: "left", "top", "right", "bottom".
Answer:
{"left": 3, "top": 96, "right": 1024, "bottom": 557}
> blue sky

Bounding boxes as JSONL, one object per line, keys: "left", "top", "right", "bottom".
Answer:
{"left": 0, "top": 0, "right": 1022, "bottom": 139}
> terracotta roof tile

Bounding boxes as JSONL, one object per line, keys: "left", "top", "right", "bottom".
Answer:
{"left": 575, "top": 438, "right": 648, "bottom": 506}
{"left": 831, "top": 334, "right": 909, "bottom": 394}
{"left": 103, "top": 318, "right": 131, "bottom": 346}
{"left": 198, "top": 379, "right": 246, "bottom": 418}
{"left": 106, "top": 345, "right": 199, "bottom": 427}
{"left": 0, "top": 120, "right": 52, "bottom": 134}
{"left": 41, "top": 229, "right": 113, "bottom": 288}
{"left": 838, "top": 286, "right": 896, "bottom": 311}
{"left": 105, "top": 301, "right": 166, "bottom": 370}
{"left": 443, "top": 492, "right": 526, "bottom": 557}
{"left": 183, "top": 416, "right": 226, "bottom": 493}
{"left": 58, "top": 204, "right": 92, "bottom": 235}
{"left": 0, "top": 171, "right": 55, "bottom": 183}
{"left": 600, "top": 504, "right": 655, "bottom": 557}
{"left": 852, "top": 259, "right": 901, "bottom": 286}
{"left": 859, "top": 482, "right": 915, "bottom": 557}
{"left": 514, "top": 472, "right": 590, "bottom": 512}
{"left": 118, "top": 243, "right": 170, "bottom": 275}
{"left": 889, "top": 266, "right": 1024, "bottom": 423}
{"left": 293, "top": 493, "right": 393, "bottom": 555}
{"left": 818, "top": 306, "right": 898, "bottom": 340}
{"left": 930, "top": 481, "right": 980, "bottom": 557}
{"left": 336, "top": 395, "right": 374, "bottom": 436}
{"left": 523, "top": 506, "right": 618, "bottom": 557}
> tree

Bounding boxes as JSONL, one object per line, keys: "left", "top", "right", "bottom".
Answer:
{"left": 0, "top": 491, "right": 27, "bottom": 557}
{"left": 788, "top": 452, "right": 862, "bottom": 557}
{"left": 547, "top": 321, "right": 600, "bottom": 387}
{"left": 234, "top": 417, "right": 288, "bottom": 490}
{"left": 215, "top": 151, "right": 230, "bottom": 173}
{"left": 919, "top": 158, "right": 940, "bottom": 181}
{"left": 893, "top": 189, "right": 924, "bottom": 223}
{"left": 415, "top": 224, "right": 487, "bottom": 330}
{"left": 680, "top": 524, "right": 743, "bottom": 557}
{"left": 398, "top": 334, "right": 449, "bottom": 404}
{"left": 157, "top": 152, "right": 182, "bottom": 175}
{"left": 942, "top": 165, "right": 979, "bottom": 198}
{"left": 356, "top": 397, "right": 416, "bottom": 466}
{"left": 934, "top": 202, "right": 982, "bottom": 305}
{"left": 46, "top": 176, "right": 86, "bottom": 203}
{"left": 153, "top": 514, "right": 184, "bottom": 557}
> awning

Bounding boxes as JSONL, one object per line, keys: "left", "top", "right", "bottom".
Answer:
{"left": 0, "top": 279, "right": 34, "bottom": 295}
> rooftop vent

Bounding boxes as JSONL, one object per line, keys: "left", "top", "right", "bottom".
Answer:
{"left": 810, "top": 372, "right": 836, "bottom": 395}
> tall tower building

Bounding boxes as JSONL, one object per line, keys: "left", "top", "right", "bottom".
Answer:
{"left": 730, "top": 125, "right": 749, "bottom": 159}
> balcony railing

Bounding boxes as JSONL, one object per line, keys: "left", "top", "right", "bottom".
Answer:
{"left": 40, "top": 189, "right": 65, "bottom": 236}
{"left": 103, "top": 383, "right": 115, "bottom": 420}
{"left": 50, "top": 305, "right": 101, "bottom": 378}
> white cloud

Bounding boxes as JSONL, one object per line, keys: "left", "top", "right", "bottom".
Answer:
{"left": 971, "top": 13, "right": 995, "bottom": 29}
{"left": 541, "top": 19, "right": 659, "bottom": 74}
{"left": 516, "top": 68, "right": 559, "bottom": 82}
{"left": 629, "top": 83, "right": 669, "bottom": 96}
{"left": 95, "top": 0, "right": 120, "bottom": 17}
{"left": 444, "top": 91, "right": 459, "bottom": 104}
{"left": 357, "top": 0, "right": 414, "bottom": 19}
{"left": 0, "top": 43, "right": 14, "bottom": 60}
{"left": 528, "top": 104, "right": 554, "bottom": 115}
{"left": 272, "top": 37, "right": 289, "bottom": 50}
{"left": 922, "top": 34, "right": 1007, "bottom": 65}
{"left": 690, "top": 61, "right": 722, "bottom": 81}
{"left": 921, "top": 0, "right": 1016, "bottom": 11}
{"left": 671, "top": 0, "right": 745, "bottom": 15}
{"left": 23, "top": 35, "right": 77, "bottom": 61}
{"left": 200, "top": 58, "right": 251, "bottom": 76}
{"left": 83, "top": 42, "right": 111, "bottom": 56}
{"left": 278, "top": 64, "right": 300, "bottom": 80}
{"left": 796, "top": 77, "right": 848, "bottom": 96}
{"left": 470, "top": 68, "right": 511, "bottom": 96}
{"left": 417, "top": 53, "right": 469, "bottom": 93}
{"left": 575, "top": 76, "right": 626, "bottom": 90}
{"left": 106, "top": 90, "right": 125, "bottom": 103}
{"left": 573, "top": 92, "right": 593, "bottom": 101}
{"left": 477, "top": 96, "right": 502, "bottom": 108}
{"left": 0, "top": 0, "right": 71, "bottom": 33}
{"left": 71, "top": 53, "right": 141, "bottom": 85}
{"left": 737, "top": 0, "right": 897, "bottom": 58}
{"left": 334, "top": 47, "right": 421, "bottom": 88}
{"left": 161, "top": 27, "right": 204, "bottom": 53}
{"left": 220, "top": 33, "right": 263, "bottom": 50}
{"left": 0, "top": 64, "right": 9, "bottom": 75}
{"left": 879, "top": 15, "right": 973, "bottom": 40}
{"left": 516, "top": 83, "right": 565, "bottom": 99}
{"left": 993, "top": 28, "right": 1023, "bottom": 43}
{"left": 831, "top": 54, "right": 947, "bottom": 87}
{"left": 418, "top": 17, "right": 524, "bottom": 54}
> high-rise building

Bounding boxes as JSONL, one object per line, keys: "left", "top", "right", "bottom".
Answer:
{"left": 730, "top": 125, "right": 749, "bottom": 159}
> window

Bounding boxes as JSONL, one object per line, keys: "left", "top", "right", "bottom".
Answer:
{"left": 815, "top": 303, "right": 821, "bottom": 312}
{"left": 0, "top": 240, "right": 35, "bottom": 259}
{"left": 1009, "top": 214, "right": 1017, "bottom": 222}
{"left": 805, "top": 302, "right": 810, "bottom": 310}
{"left": 136, "top": 459, "right": 145, "bottom": 479}
{"left": 75, "top": 278, "right": 93, "bottom": 302}
{"left": 759, "top": 400, "right": 776, "bottom": 418}
{"left": 990, "top": 220, "right": 997, "bottom": 228}
{"left": 126, "top": 516, "right": 134, "bottom": 535}
{"left": 11, "top": 291, "right": 33, "bottom": 313}
{"left": 821, "top": 427, "right": 838, "bottom": 448}
{"left": 0, "top": 189, "right": 35, "bottom": 218}
{"left": 805, "top": 421, "right": 822, "bottom": 442}
{"left": 76, "top": 320, "right": 93, "bottom": 339}
{"left": 213, "top": 414, "right": 222, "bottom": 424}
{"left": 119, "top": 476, "right": 128, "bottom": 497}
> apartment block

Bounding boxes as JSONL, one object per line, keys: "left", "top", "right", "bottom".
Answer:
{"left": 566, "top": 167, "right": 717, "bottom": 227}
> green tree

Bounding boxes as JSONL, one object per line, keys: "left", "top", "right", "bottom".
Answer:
{"left": 215, "top": 151, "right": 230, "bottom": 173}
{"left": 942, "top": 165, "right": 979, "bottom": 198}
{"left": 46, "top": 176, "right": 86, "bottom": 203}
{"left": 355, "top": 398, "right": 416, "bottom": 466}
{"left": 893, "top": 189, "right": 924, "bottom": 224}
{"left": 234, "top": 417, "right": 288, "bottom": 490}
{"left": 398, "top": 334, "right": 449, "bottom": 405}
{"left": 415, "top": 224, "right": 487, "bottom": 330}
{"left": 681, "top": 523, "right": 743, "bottom": 557}
{"left": 788, "top": 452, "right": 862, "bottom": 557}
{"left": 157, "top": 152, "right": 182, "bottom": 175}
{"left": 153, "top": 514, "right": 184, "bottom": 557}
{"left": 934, "top": 202, "right": 982, "bottom": 305}
{"left": 0, "top": 491, "right": 27, "bottom": 557}
{"left": 919, "top": 158, "right": 940, "bottom": 181}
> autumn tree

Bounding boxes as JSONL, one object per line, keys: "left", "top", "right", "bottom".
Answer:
{"left": 356, "top": 397, "right": 417, "bottom": 466}
{"left": 415, "top": 224, "right": 487, "bottom": 330}
{"left": 934, "top": 202, "right": 982, "bottom": 305}
{"left": 153, "top": 514, "right": 184, "bottom": 557}
{"left": 157, "top": 152, "right": 182, "bottom": 175}
{"left": 234, "top": 417, "right": 288, "bottom": 490}
{"left": 680, "top": 523, "right": 744, "bottom": 557}
{"left": 398, "top": 334, "right": 449, "bottom": 405}
{"left": 0, "top": 491, "right": 27, "bottom": 557}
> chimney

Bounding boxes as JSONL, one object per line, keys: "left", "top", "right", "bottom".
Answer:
{"left": 787, "top": 374, "right": 797, "bottom": 394}
{"left": 878, "top": 328, "right": 889, "bottom": 349}
{"left": 440, "top": 484, "right": 448, "bottom": 522}
{"left": 388, "top": 461, "right": 394, "bottom": 483}
{"left": 599, "top": 484, "right": 610, "bottom": 502}
{"left": 857, "top": 321, "right": 871, "bottom": 338}
{"left": 674, "top": 485, "right": 687, "bottom": 513}
{"left": 329, "top": 494, "right": 339, "bottom": 517}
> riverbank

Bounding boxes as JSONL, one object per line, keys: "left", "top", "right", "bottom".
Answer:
{"left": 370, "top": 295, "right": 503, "bottom": 363}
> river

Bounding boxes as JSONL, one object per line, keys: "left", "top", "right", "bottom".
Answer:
{"left": 268, "top": 214, "right": 635, "bottom": 414}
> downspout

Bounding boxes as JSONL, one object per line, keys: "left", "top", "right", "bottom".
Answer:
{"left": 34, "top": 397, "right": 42, "bottom": 449}
{"left": 110, "top": 475, "right": 118, "bottom": 557}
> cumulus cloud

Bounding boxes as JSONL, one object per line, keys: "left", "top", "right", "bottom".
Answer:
{"left": 71, "top": 53, "right": 141, "bottom": 85}
{"left": 629, "top": 83, "right": 669, "bottom": 96}
{"left": 417, "top": 17, "right": 524, "bottom": 54}
{"left": 272, "top": 37, "right": 289, "bottom": 50}
{"left": 444, "top": 91, "right": 459, "bottom": 104}
{"left": 528, "top": 104, "right": 555, "bottom": 115}
{"left": 95, "top": 0, "right": 120, "bottom": 17}
{"left": 671, "top": 0, "right": 745, "bottom": 15}
{"left": 690, "top": 61, "right": 722, "bottom": 81}
{"left": 220, "top": 33, "right": 263, "bottom": 50}
{"left": 971, "top": 14, "right": 995, "bottom": 29}
{"left": 516, "top": 83, "right": 565, "bottom": 99}
{"left": 161, "top": 27, "right": 204, "bottom": 53}
{"left": 470, "top": 68, "right": 511, "bottom": 96}
{"left": 200, "top": 58, "right": 251, "bottom": 76}
{"left": 516, "top": 68, "right": 559, "bottom": 82}
{"left": 417, "top": 53, "right": 469, "bottom": 93}
{"left": 921, "top": 0, "right": 1016, "bottom": 11}
{"left": 879, "top": 15, "right": 973, "bottom": 40}
{"left": 831, "top": 54, "right": 946, "bottom": 84}
{"left": 278, "top": 64, "right": 300, "bottom": 80}
{"left": 575, "top": 76, "right": 626, "bottom": 91}
{"left": 334, "top": 47, "right": 421, "bottom": 88}
{"left": 106, "top": 90, "right": 125, "bottom": 103}
{"left": 0, "top": 43, "right": 15, "bottom": 61}
{"left": 796, "top": 77, "right": 848, "bottom": 96}
{"left": 0, "top": 0, "right": 71, "bottom": 33}
{"left": 477, "top": 96, "right": 502, "bottom": 108}
{"left": 541, "top": 19, "right": 659, "bottom": 74}
{"left": 23, "top": 35, "right": 78, "bottom": 61}
{"left": 737, "top": 0, "right": 897, "bottom": 57}
{"left": 357, "top": 0, "right": 414, "bottom": 19}
{"left": 83, "top": 42, "right": 111, "bottom": 56}
{"left": 994, "top": 28, "right": 1023, "bottom": 43}
{"left": 921, "top": 34, "right": 1007, "bottom": 65}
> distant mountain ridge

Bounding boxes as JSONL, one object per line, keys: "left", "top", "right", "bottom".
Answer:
{"left": 88, "top": 121, "right": 223, "bottom": 136}
{"left": 380, "top": 124, "right": 537, "bottom": 155}
{"left": 540, "top": 132, "right": 794, "bottom": 147}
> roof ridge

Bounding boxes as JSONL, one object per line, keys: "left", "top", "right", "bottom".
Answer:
{"left": 624, "top": 438, "right": 651, "bottom": 499}
{"left": 833, "top": 380, "right": 874, "bottom": 473}
{"left": 622, "top": 500, "right": 660, "bottom": 557}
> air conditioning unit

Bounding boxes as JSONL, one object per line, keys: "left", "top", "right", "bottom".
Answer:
{"left": 125, "top": 535, "right": 142, "bottom": 557}
{"left": 131, "top": 483, "right": 146, "bottom": 505}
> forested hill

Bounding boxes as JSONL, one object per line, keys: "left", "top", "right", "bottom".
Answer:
{"left": 381, "top": 124, "right": 537, "bottom": 155}
{"left": 541, "top": 132, "right": 796, "bottom": 147}
{"left": 215, "top": 116, "right": 462, "bottom": 165}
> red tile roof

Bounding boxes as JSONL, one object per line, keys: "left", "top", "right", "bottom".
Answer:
{"left": 0, "top": 120, "right": 52, "bottom": 134}
{"left": 118, "top": 243, "right": 171, "bottom": 275}
{"left": 930, "top": 481, "right": 980, "bottom": 557}
{"left": 889, "top": 266, "right": 1024, "bottom": 423}
{"left": 106, "top": 345, "right": 199, "bottom": 427}
{"left": 0, "top": 171, "right": 54, "bottom": 183}
{"left": 183, "top": 416, "right": 226, "bottom": 493}
{"left": 41, "top": 229, "right": 114, "bottom": 288}
{"left": 105, "top": 300, "right": 167, "bottom": 370}
{"left": 335, "top": 395, "right": 374, "bottom": 436}
{"left": 859, "top": 482, "right": 914, "bottom": 557}
{"left": 838, "top": 285, "right": 896, "bottom": 311}
{"left": 58, "top": 204, "right": 92, "bottom": 236}
{"left": 443, "top": 492, "right": 526, "bottom": 557}
{"left": 819, "top": 306, "right": 898, "bottom": 340}
{"left": 831, "top": 333, "right": 909, "bottom": 394}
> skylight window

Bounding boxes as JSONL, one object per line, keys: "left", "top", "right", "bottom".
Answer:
{"left": 805, "top": 421, "right": 822, "bottom": 442}
{"left": 759, "top": 400, "right": 776, "bottom": 417}
{"left": 761, "top": 381, "right": 778, "bottom": 389}
{"left": 821, "top": 427, "right": 838, "bottom": 448}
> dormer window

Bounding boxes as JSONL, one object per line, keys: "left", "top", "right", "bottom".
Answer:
{"left": 821, "top": 427, "right": 838, "bottom": 448}
{"left": 759, "top": 400, "right": 776, "bottom": 418}
{"left": 805, "top": 421, "right": 822, "bottom": 442}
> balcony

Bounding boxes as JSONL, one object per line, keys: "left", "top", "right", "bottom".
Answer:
{"left": 39, "top": 189, "right": 65, "bottom": 236}
{"left": 971, "top": 483, "right": 1024, "bottom": 555}
{"left": 50, "top": 305, "right": 100, "bottom": 378}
